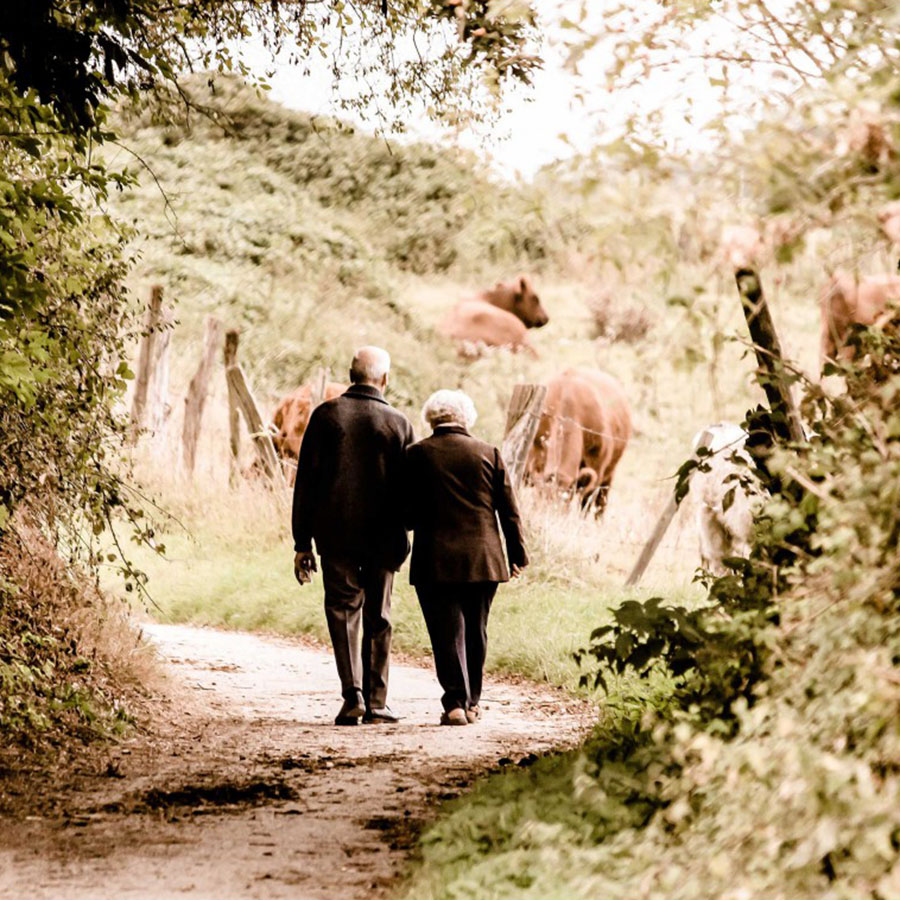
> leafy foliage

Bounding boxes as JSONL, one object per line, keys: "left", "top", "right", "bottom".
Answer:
{"left": 115, "top": 72, "right": 579, "bottom": 276}
{"left": 0, "top": 71, "right": 140, "bottom": 541}
{"left": 3, "top": 0, "right": 539, "bottom": 135}
{"left": 0, "top": 521, "right": 148, "bottom": 752}
{"left": 402, "top": 317, "right": 900, "bottom": 900}
{"left": 558, "top": 1, "right": 900, "bottom": 262}
{"left": 578, "top": 401, "right": 816, "bottom": 724}
{"left": 0, "top": 0, "right": 543, "bottom": 752}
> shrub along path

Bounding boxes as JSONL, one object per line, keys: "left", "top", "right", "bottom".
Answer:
{"left": 0, "top": 623, "right": 589, "bottom": 899}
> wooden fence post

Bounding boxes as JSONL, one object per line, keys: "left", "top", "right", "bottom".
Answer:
{"left": 225, "top": 363, "right": 285, "bottom": 488}
{"left": 625, "top": 428, "right": 714, "bottom": 588}
{"left": 147, "top": 311, "right": 173, "bottom": 454}
{"left": 224, "top": 329, "right": 241, "bottom": 483}
{"left": 181, "top": 316, "right": 223, "bottom": 475}
{"left": 310, "top": 366, "right": 329, "bottom": 409}
{"left": 501, "top": 384, "right": 547, "bottom": 488}
{"left": 130, "top": 285, "right": 164, "bottom": 443}
{"left": 734, "top": 268, "right": 805, "bottom": 443}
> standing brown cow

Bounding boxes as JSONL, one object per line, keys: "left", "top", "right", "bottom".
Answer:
{"left": 526, "top": 368, "right": 632, "bottom": 514}
{"left": 271, "top": 381, "right": 346, "bottom": 479}
{"left": 820, "top": 271, "right": 900, "bottom": 366}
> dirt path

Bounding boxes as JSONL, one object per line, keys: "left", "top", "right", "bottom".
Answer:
{"left": 0, "top": 624, "right": 590, "bottom": 900}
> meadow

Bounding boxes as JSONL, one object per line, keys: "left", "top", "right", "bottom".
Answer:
{"left": 98, "top": 75, "right": 900, "bottom": 900}
{"left": 109, "top": 76, "right": 831, "bottom": 694}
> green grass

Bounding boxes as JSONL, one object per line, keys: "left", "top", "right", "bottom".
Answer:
{"left": 106, "top": 76, "right": 782, "bottom": 701}
{"left": 125, "top": 488, "right": 699, "bottom": 692}
{"left": 101, "top": 71, "right": 900, "bottom": 900}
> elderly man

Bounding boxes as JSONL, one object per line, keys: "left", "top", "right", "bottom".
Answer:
{"left": 405, "top": 389, "right": 528, "bottom": 725}
{"left": 292, "top": 347, "right": 414, "bottom": 725}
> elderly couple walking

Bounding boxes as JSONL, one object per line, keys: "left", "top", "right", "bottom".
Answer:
{"left": 291, "top": 346, "right": 528, "bottom": 726}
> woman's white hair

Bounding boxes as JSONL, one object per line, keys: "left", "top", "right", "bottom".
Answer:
{"left": 422, "top": 389, "right": 478, "bottom": 430}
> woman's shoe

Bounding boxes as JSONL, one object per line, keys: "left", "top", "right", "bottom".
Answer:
{"left": 465, "top": 706, "right": 481, "bottom": 724}
{"left": 440, "top": 708, "right": 468, "bottom": 726}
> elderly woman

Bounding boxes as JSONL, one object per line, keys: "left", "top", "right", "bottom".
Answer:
{"left": 405, "top": 390, "right": 528, "bottom": 726}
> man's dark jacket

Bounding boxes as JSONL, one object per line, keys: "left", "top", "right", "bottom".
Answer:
{"left": 292, "top": 384, "right": 414, "bottom": 571}
{"left": 404, "top": 425, "right": 528, "bottom": 585}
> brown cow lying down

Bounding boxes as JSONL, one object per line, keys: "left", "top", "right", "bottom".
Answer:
{"left": 476, "top": 275, "right": 549, "bottom": 328}
{"left": 820, "top": 271, "right": 900, "bottom": 365}
{"left": 441, "top": 300, "right": 536, "bottom": 357}
{"left": 271, "top": 380, "right": 346, "bottom": 480}
{"left": 526, "top": 368, "right": 632, "bottom": 514}
{"left": 441, "top": 276, "right": 548, "bottom": 356}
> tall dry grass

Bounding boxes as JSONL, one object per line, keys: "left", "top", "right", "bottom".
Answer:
{"left": 1, "top": 516, "right": 160, "bottom": 750}
{"left": 109, "top": 84, "right": 834, "bottom": 690}
{"left": 120, "top": 352, "right": 706, "bottom": 694}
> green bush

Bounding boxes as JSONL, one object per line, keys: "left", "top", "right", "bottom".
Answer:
{"left": 401, "top": 323, "right": 900, "bottom": 900}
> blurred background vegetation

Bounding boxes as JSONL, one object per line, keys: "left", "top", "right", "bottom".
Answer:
{"left": 5, "top": 1, "right": 900, "bottom": 897}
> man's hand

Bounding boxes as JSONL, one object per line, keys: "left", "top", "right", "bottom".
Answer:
{"left": 511, "top": 563, "right": 525, "bottom": 579}
{"left": 294, "top": 551, "right": 318, "bottom": 585}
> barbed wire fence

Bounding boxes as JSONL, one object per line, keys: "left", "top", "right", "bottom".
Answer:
{"left": 128, "top": 259, "right": 797, "bottom": 585}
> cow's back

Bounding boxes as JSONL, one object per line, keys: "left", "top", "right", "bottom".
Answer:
{"left": 441, "top": 299, "right": 530, "bottom": 352}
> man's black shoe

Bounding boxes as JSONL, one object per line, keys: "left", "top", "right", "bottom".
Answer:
{"left": 335, "top": 695, "right": 365, "bottom": 726}
{"left": 363, "top": 706, "right": 401, "bottom": 724}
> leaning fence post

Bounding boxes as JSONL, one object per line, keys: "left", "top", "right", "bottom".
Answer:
{"left": 225, "top": 363, "right": 285, "bottom": 488}
{"left": 224, "top": 329, "right": 241, "bottom": 484}
{"left": 625, "top": 428, "right": 714, "bottom": 587}
{"left": 501, "top": 384, "right": 547, "bottom": 488}
{"left": 181, "top": 316, "right": 223, "bottom": 475}
{"left": 734, "top": 268, "right": 805, "bottom": 443}
{"left": 130, "top": 285, "right": 164, "bottom": 443}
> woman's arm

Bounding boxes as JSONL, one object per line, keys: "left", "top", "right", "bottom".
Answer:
{"left": 493, "top": 448, "right": 528, "bottom": 570}
{"left": 402, "top": 445, "right": 419, "bottom": 532}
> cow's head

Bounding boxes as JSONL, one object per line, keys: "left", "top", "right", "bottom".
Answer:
{"left": 513, "top": 276, "right": 549, "bottom": 328}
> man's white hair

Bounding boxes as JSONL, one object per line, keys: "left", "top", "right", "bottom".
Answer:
{"left": 350, "top": 346, "right": 391, "bottom": 384}
{"left": 422, "top": 389, "right": 477, "bottom": 430}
